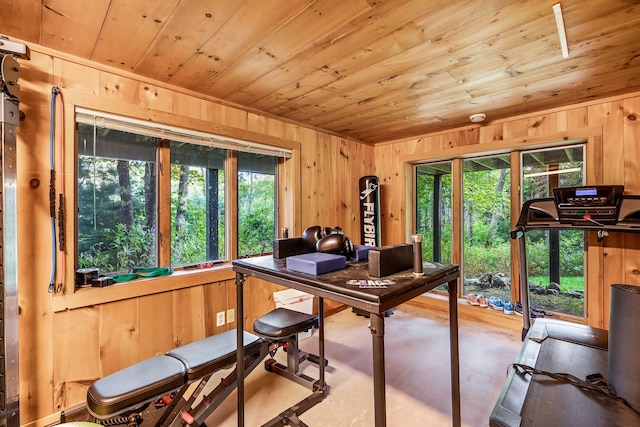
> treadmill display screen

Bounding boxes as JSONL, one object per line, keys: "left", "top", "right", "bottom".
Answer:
{"left": 553, "top": 185, "right": 624, "bottom": 224}
{"left": 575, "top": 188, "right": 597, "bottom": 197}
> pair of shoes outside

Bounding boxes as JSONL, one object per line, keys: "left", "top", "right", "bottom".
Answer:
{"left": 468, "top": 296, "right": 552, "bottom": 317}
{"left": 487, "top": 297, "right": 515, "bottom": 315}
{"left": 468, "top": 294, "right": 512, "bottom": 312}
{"left": 487, "top": 296, "right": 503, "bottom": 311}
{"left": 466, "top": 294, "right": 488, "bottom": 308}
{"left": 513, "top": 302, "right": 547, "bottom": 318}
{"left": 503, "top": 301, "right": 514, "bottom": 315}
{"left": 478, "top": 295, "right": 488, "bottom": 308}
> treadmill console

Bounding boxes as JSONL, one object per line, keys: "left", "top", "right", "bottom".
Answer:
{"left": 553, "top": 185, "right": 624, "bottom": 225}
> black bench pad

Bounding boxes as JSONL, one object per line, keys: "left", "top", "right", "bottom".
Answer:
{"left": 167, "top": 330, "right": 262, "bottom": 380}
{"left": 87, "top": 330, "right": 262, "bottom": 418}
{"left": 87, "top": 309, "right": 316, "bottom": 420}
{"left": 87, "top": 355, "right": 186, "bottom": 417}
{"left": 254, "top": 308, "right": 318, "bottom": 338}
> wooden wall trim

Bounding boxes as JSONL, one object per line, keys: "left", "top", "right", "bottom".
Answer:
{"left": 226, "top": 151, "right": 239, "bottom": 259}
{"left": 509, "top": 151, "right": 522, "bottom": 304}
{"left": 279, "top": 147, "right": 302, "bottom": 236}
{"left": 64, "top": 90, "right": 301, "bottom": 151}
{"left": 399, "top": 127, "right": 601, "bottom": 164}
{"left": 406, "top": 294, "right": 522, "bottom": 332}
{"left": 51, "top": 265, "right": 235, "bottom": 312}
{"left": 379, "top": 89, "right": 640, "bottom": 147}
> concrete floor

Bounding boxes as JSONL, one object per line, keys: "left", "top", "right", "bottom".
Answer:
{"left": 205, "top": 303, "right": 522, "bottom": 427}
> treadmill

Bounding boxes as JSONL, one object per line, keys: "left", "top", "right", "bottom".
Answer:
{"left": 511, "top": 185, "right": 640, "bottom": 339}
{"left": 490, "top": 186, "right": 640, "bottom": 427}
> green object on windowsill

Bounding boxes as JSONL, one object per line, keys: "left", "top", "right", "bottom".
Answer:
{"left": 111, "top": 267, "right": 174, "bottom": 283}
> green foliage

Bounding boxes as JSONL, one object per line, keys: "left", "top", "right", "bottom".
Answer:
{"left": 171, "top": 207, "right": 207, "bottom": 264}
{"left": 528, "top": 276, "right": 584, "bottom": 292}
{"left": 78, "top": 157, "right": 156, "bottom": 272}
{"left": 112, "top": 223, "right": 156, "bottom": 270}
{"left": 416, "top": 170, "right": 453, "bottom": 263}
{"left": 239, "top": 206, "right": 275, "bottom": 256}
{"left": 525, "top": 231, "right": 584, "bottom": 277}
{"left": 463, "top": 162, "right": 511, "bottom": 247}
{"left": 237, "top": 171, "right": 275, "bottom": 257}
{"left": 78, "top": 222, "right": 155, "bottom": 271}
{"left": 463, "top": 243, "right": 511, "bottom": 278}
{"left": 170, "top": 165, "right": 208, "bottom": 265}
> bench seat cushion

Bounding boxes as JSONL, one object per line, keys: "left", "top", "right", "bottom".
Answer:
{"left": 87, "top": 355, "right": 186, "bottom": 418}
{"left": 166, "top": 330, "right": 263, "bottom": 380}
{"left": 254, "top": 308, "right": 318, "bottom": 338}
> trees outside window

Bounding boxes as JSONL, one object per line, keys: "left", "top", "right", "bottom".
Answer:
{"left": 170, "top": 142, "right": 226, "bottom": 265}
{"left": 77, "top": 125, "right": 157, "bottom": 272}
{"left": 413, "top": 144, "right": 585, "bottom": 318}
{"left": 237, "top": 152, "right": 277, "bottom": 257}
{"left": 76, "top": 112, "right": 283, "bottom": 276}
{"left": 522, "top": 146, "right": 585, "bottom": 317}
{"left": 415, "top": 162, "right": 453, "bottom": 264}
{"left": 462, "top": 155, "right": 512, "bottom": 298}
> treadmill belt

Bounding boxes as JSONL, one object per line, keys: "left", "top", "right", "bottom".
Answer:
{"left": 520, "top": 338, "right": 639, "bottom": 426}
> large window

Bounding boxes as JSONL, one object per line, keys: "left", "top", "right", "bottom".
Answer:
{"left": 462, "top": 155, "right": 511, "bottom": 299}
{"left": 170, "top": 142, "right": 226, "bottom": 265}
{"left": 413, "top": 143, "right": 586, "bottom": 319}
{"left": 76, "top": 110, "right": 288, "bottom": 275}
{"left": 77, "top": 125, "right": 158, "bottom": 271}
{"left": 415, "top": 162, "right": 453, "bottom": 264}
{"left": 237, "top": 152, "right": 277, "bottom": 258}
{"left": 521, "top": 145, "right": 585, "bottom": 317}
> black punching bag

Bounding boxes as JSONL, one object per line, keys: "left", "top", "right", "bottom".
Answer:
{"left": 359, "top": 176, "right": 381, "bottom": 247}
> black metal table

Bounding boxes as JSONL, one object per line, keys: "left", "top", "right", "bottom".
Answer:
{"left": 233, "top": 256, "right": 461, "bottom": 427}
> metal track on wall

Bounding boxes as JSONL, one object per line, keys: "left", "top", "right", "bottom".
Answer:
{"left": 0, "top": 36, "right": 30, "bottom": 427}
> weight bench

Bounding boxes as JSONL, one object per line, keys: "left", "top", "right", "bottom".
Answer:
{"left": 253, "top": 308, "right": 329, "bottom": 427}
{"left": 86, "top": 307, "right": 325, "bottom": 426}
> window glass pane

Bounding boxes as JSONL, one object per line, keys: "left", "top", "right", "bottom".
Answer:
{"left": 522, "top": 145, "right": 585, "bottom": 317}
{"left": 237, "top": 152, "right": 276, "bottom": 257}
{"left": 415, "top": 162, "right": 453, "bottom": 263}
{"left": 462, "top": 155, "right": 511, "bottom": 299}
{"left": 170, "top": 142, "right": 226, "bottom": 265}
{"left": 77, "top": 123, "right": 158, "bottom": 272}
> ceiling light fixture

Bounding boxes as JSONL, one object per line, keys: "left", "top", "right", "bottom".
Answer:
{"left": 553, "top": 3, "right": 569, "bottom": 58}
{"left": 469, "top": 113, "right": 486, "bottom": 123}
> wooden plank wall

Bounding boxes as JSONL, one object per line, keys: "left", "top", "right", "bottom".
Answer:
{"left": 374, "top": 94, "right": 640, "bottom": 330}
{"left": 15, "top": 45, "right": 372, "bottom": 424}
{"left": 13, "top": 40, "right": 640, "bottom": 425}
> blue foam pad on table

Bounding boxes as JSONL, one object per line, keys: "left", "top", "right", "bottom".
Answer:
{"left": 350, "top": 245, "right": 374, "bottom": 261}
{"left": 286, "top": 252, "right": 346, "bottom": 275}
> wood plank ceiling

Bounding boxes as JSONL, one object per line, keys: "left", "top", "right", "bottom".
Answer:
{"left": 2, "top": 0, "right": 640, "bottom": 144}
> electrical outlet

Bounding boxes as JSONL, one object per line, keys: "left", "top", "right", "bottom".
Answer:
{"left": 216, "top": 311, "right": 225, "bottom": 327}
{"left": 226, "top": 309, "right": 235, "bottom": 324}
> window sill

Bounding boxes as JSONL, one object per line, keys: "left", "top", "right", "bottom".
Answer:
{"left": 406, "top": 292, "right": 524, "bottom": 332}
{"left": 52, "top": 263, "right": 235, "bottom": 313}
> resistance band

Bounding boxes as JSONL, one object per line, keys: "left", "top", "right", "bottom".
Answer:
{"left": 49, "top": 87, "right": 64, "bottom": 293}
{"left": 111, "top": 267, "right": 174, "bottom": 283}
{"left": 56, "top": 87, "right": 66, "bottom": 293}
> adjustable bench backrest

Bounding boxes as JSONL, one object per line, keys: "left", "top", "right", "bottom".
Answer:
{"left": 87, "top": 330, "right": 263, "bottom": 419}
